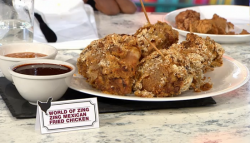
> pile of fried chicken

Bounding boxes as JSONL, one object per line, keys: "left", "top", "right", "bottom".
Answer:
{"left": 77, "top": 21, "right": 225, "bottom": 98}
{"left": 176, "top": 10, "right": 250, "bottom": 35}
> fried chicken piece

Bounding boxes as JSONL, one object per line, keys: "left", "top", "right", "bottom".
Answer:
{"left": 182, "top": 33, "right": 224, "bottom": 70}
{"left": 180, "top": 33, "right": 224, "bottom": 90}
{"left": 175, "top": 10, "right": 200, "bottom": 31}
{"left": 177, "top": 11, "right": 238, "bottom": 35}
{"left": 227, "top": 22, "right": 234, "bottom": 32}
{"left": 240, "top": 29, "right": 250, "bottom": 34}
{"left": 211, "top": 14, "right": 228, "bottom": 34}
{"left": 226, "top": 31, "right": 236, "bottom": 35}
{"left": 190, "top": 19, "right": 219, "bottom": 34}
{"left": 134, "top": 33, "right": 224, "bottom": 97}
{"left": 189, "top": 15, "right": 235, "bottom": 34}
{"left": 133, "top": 49, "right": 194, "bottom": 97}
{"left": 212, "top": 14, "right": 234, "bottom": 34}
{"left": 161, "top": 33, "right": 224, "bottom": 92}
{"left": 227, "top": 29, "right": 249, "bottom": 35}
{"left": 77, "top": 34, "right": 141, "bottom": 95}
{"left": 135, "top": 21, "right": 179, "bottom": 58}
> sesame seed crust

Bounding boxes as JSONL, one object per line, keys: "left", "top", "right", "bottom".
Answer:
{"left": 135, "top": 21, "right": 179, "bottom": 58}
{"left": 133, "top": 33, "right": 224, "bottom": 97}
{"left": 77, "top": 34, "right": 141, "bottom": 95}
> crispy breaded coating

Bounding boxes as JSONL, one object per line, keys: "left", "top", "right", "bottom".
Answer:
{"left": 175, "top": 10, "right": 200, "bottom": 31}
{"left": 182, "top": 33, "right": 224, "bottom": 70}
{"left": 133, "top": 46, "right": 208, "bottom": 97}
{"left": 240, "top": 29, "right": 250, "bottom": 34}
{"left": 133, "top": 49, "right": 194, "bottom": 97}
{"left": 176, "top": 10, "right": 249, "bottom": 35}
{"left": 134, "top": 21, "right": 179, "bottom": 58}
{"left": 189, "top": 14, "right": 235, "bottom": 34}
{"left": 77, "top": 34, "right": 141, "bottom": 95}
{"left": 180, "top": 33, "right": 224, "bottom": 90}
{"left": 212, "top": 14, "right": 234, "bottom": 34}
{"left": 133, "top": 33, "right": 225, "bottom": 97}
{"left": 190, "top": 19, "right": 219, "bottom": 34}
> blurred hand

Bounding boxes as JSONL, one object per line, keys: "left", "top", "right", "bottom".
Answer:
{"left": 95, "top": 0, "right": 120, "bottom": 15}
{"left": 84, "top": 0, "right": 137, "bottom": 15}
{"left": 116, "top": 0, "right": 137, "bottom": 14}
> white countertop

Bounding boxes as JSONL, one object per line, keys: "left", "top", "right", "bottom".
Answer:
{"left": 1, "top": 12, "right": 250, "bottom": 143}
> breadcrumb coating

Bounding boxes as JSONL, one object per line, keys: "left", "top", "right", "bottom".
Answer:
{"left": 175, "top": 10, "right": 200, "bottom": 31}
{"left": 77, "top": 34, "right": 141, "bottom": 95}
{"left": 133, "top": 33, "right": 224, "bottom": 97}
{"left": 77, "top": 23, "right": 225, "bottom": 98}
{"left": 177, "top": 10, "right": 249, "bottom": 35}
{"left": 134, "top": 48, "right": 194, "bottom": 97}
{"left": 135, "top": 21, "right": 179, "bottom": 58}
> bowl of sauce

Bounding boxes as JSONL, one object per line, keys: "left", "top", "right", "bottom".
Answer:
{"left": 13, "top": 63, "right": 72, "bottom": 75}
{"left": 5, "top": 52, "right": 47, "bottom": 58}
{"left": 0, "top": 43, "right": 57, "bottom": 82}
{"left": 9, "top": 59, "right": 75, "bottom": 105}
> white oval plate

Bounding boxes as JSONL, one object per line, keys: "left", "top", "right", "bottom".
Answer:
{"left": 164, "top": 5, "right": 250, "bottom": 44}
{"left": 69, "top": 55, "right": 249, "bottom": 101}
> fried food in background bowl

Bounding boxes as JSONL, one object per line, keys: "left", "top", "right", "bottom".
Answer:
{"left": 164, "top": 5, "right": 250, "bottom": 43}
{"left": 175, "top": 9, "right": 200, "bottom": 32}
{"left": 177, "top": 11, "right": 249, "bottom": 35}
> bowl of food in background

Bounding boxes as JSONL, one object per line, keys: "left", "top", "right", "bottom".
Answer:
{"left": 0, "top": 43, "right": 57, "bottom": 82}
{"left": 9, "top": 59, "right": 75, "bottom": 105}
{"left": 164, "top": 5, "right": 250, "bottom": 43}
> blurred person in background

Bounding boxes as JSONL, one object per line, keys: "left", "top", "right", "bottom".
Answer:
{"left": 84, "top": 0, "right": 137, "bottom": 15}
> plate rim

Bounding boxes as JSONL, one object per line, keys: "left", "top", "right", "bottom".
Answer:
{"left": 164, "top": 5, "right": 250, "bottom": 37}
{"left": 69, "top": 55, "right": 250, "bottom": 102}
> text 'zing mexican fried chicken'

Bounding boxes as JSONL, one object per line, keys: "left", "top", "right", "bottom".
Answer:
{"left": 133, "top": 33, "right": 224, "bottom": 97}
{"left": 77, "top": 34, "right": 141, "bottom": 95}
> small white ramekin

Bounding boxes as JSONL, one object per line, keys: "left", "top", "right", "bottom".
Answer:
{"left": 0, "top": 43, "right": 57, "bottom": 82}
{"left": 9, "top": 59, "right": 75, "bottom": 105}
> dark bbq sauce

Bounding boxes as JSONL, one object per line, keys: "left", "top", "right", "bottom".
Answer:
{"left": 13, "top": 63, "right": 72, "bottom": 76}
